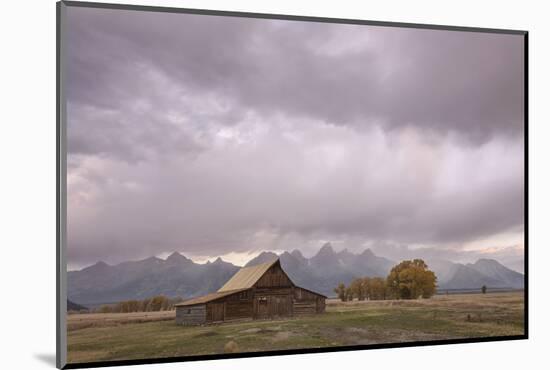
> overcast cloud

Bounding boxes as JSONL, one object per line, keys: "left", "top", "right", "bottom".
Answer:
{"left": 65, "top": 7, "right": 525, "bottom": 268}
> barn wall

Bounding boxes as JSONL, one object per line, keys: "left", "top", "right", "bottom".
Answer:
{"left": 255, "top": 287, "right": 293, "bottom": 296}
{"left": 293, "top": 287, "right": 325, "bottom": 315}
{"left": 176, "top": 304, "right": 206, "bottom": 325}
{"left": 252, "top": 294, "right": 293, "bottom": 319}
{"left": 252, "top": 287, "right": 293, "bottom": 319}
{"left": 223, "top": 290, "right": 253, "bottom": 320}
{"left": 252, "top": 262, "right": 328, "bottom": 317}
{"left": 316, "top": 297, "right": 326, "bottom": 313}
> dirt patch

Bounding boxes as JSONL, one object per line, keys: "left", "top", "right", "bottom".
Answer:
{"left": 272, "top": 331, "right": 292, "bottom": 342}
{"left": 345, "top": 327, "right": 368, "bottom": 334}
{"left": 193, "top": 331, "right": 217, "bottom": 338}
{"left": 239, "top": 328, "right": 262, "bottom": 334}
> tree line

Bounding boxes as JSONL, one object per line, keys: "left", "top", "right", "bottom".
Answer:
{"left": 94, "top": 295, "right": 184, "bottom": 313}
{"left": 334, "top": 259, "right": 437, "bottom": 301}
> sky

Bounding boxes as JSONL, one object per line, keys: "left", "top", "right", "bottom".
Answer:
{"left": 65, "top": 7, "right": 525, "bottom": 270}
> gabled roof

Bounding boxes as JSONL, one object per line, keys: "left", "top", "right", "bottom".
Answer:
{"left": 174, "top": 258, "right": 327, "bottom": 307}
{"left": 217, "top": 259, "right": 280, "bottom": 292}
{"left": 174, "top": 288, "right": 247, "bottom": 306}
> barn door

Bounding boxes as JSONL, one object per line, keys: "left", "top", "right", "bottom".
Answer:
{"left": 209, "top": 302, "right": 225, "bottom": 321}
{"left": 272, "top": 296, "right": 292, "bottom": 317}
{"left": 255, "top": 297, "right": 268, "bottom": 319}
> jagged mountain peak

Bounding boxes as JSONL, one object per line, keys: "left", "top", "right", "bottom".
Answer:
{"left": 81, "top": 260, "right": 111, "bottom": 272}
{"left": 360, "top": 248, "right": 375, "bottom": 257}
{"left": 143, "top": 256, "right": 162, "bottom": 262}
{"left": 290, "top": 249, "right": 305, "bottom": 259}
{"left": 212, "top": 257, "right": 226, "bottom": 264}
{"left": 471, "top": 258, "right": 501, "bottom": 267}
{"left": 205, "top": 256, "right": 233, "bottom": 266}
{"left": 166, "top": 251, "right": 189, "bottom": 262}
{"left": 467, "top": 258, "right": 515, "bottom": 274}
{"left": 316, "top": 242, "right": 335, "bottom": 256}
{"left": 245, "top": 251, "right": 279, "bottom": 266}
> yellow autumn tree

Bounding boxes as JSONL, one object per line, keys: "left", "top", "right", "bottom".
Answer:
{"left": 350, "top": 278, "right": 367, "bottom": 300}
{"left": 368, "top": 277, "right": 387, "bottom": 300}
{"left": 386, "top": 259, "right": 437, "bottom": 299}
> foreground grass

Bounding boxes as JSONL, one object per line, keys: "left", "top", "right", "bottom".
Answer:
{"left": 67, "top": 292, "right": 524, "bottom": 364}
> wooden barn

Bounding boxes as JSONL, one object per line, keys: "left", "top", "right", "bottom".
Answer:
{"left": 175, "top": 259, "right": 326, "bottom": 325}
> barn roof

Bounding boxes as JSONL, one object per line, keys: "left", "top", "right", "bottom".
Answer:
{"left": 217, "top": 259, "right": 279, "bottom": 292}
{"left": 295, "top": 285, "right": 328, "bottom": 298}
{"left": 174, "top": 258, "right": 327, "bottom": 307}
{"left": 174, "top": 288, "right": 248, "bottom": 306}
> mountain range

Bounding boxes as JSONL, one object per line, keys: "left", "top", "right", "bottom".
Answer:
{"left": 244, "top": 243, "right": 394, "bottom": 296}
{"left": 68, "top": 243, "right": 524, "bottom": 305}
{"left": 68, "top": 254, "right": 239, "bottom": 305}
{"left": 428, "top": 258, "right": 524, "bottom": 290}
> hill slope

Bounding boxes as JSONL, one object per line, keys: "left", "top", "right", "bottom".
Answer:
{"left": 427, "top": 258, "right": 524, "bottom": 290}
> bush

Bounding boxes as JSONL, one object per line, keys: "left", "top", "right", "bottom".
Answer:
{"left": 224, "top": 340, "right": 239, "bottom": 353}
{"left": 96, "top": 295, "right": 183, "bottom": 313}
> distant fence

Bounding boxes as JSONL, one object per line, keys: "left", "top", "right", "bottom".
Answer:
{"left": 435, "top": 287, "right": 524, "bottom": 295}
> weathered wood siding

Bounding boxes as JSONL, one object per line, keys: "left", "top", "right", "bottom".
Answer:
{"left": 176, "top": 304, "right": 206, "bottom": 325}
{"left": 270, "top": 295, "right": 292, "bottom": 317}
{"left": 223, "top": 290, "right": 253, "bottom": 320}
{"left": 206, "top": 302, "right": 225, "bottom": 322}
{"left": 252, "top": 294, "right": 293, "bottom": 319}
{"left": 254, "top": 287, "right": 293, "bottom": 296}
{"left": 293, "top": 287, "right": 325, "bottom": 315}
{"left": 316, "top": 297, "right": 326, "bottom": 313}
{"left": 255, "top": 264, "right": 293, "bottom": 288}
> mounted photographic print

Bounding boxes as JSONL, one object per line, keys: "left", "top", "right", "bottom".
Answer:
{"left": 56, "top": 1, "right": 528, "bottom": 368}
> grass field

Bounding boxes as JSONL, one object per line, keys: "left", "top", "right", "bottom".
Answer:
{"left": 67, "top": 292, "right": 525, "bottom": 364}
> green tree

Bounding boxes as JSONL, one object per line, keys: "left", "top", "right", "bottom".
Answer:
{"left": 386, "top": 259, "right": 437, "bottom": 299}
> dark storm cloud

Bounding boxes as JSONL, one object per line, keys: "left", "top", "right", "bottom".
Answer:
{"left": 66, "top": 8, "right": 524, "bottom": 148}
{"left": 65, "top": 7, "right": 525, "bottom": 267}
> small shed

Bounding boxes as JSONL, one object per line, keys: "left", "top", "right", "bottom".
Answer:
{"left": 175, "top": 259, "right": 326, "bottom": 325}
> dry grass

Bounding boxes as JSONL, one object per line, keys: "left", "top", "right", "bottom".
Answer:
{"left": 67, "top": 311, "right": 175, "bottom": 331}
{"left": 67, "top": 292, "right": 524, "bottom": 364}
